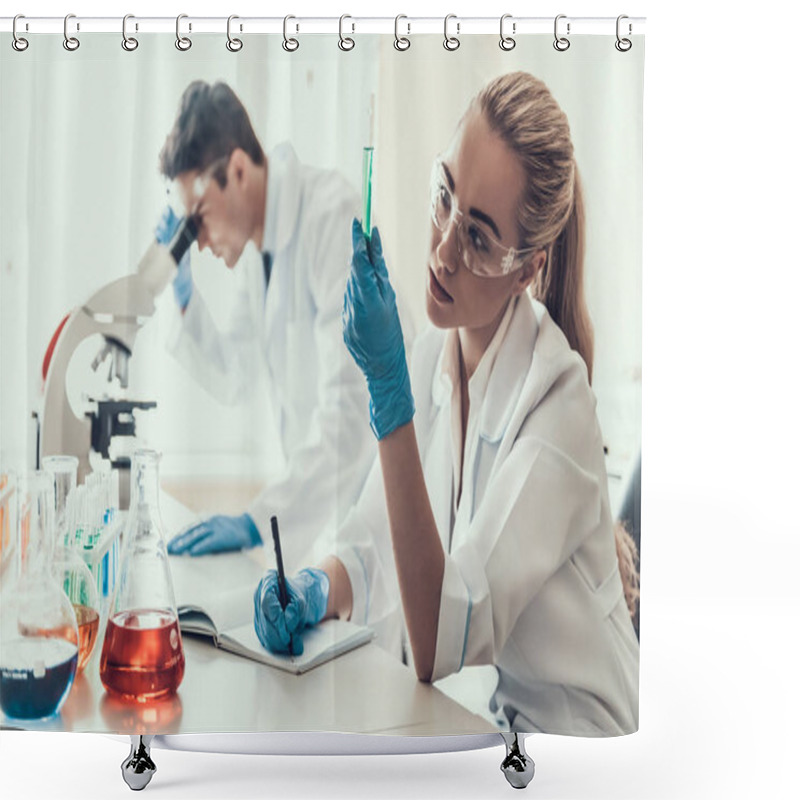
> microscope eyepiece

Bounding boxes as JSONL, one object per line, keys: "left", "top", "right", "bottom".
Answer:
{"left": 169, "top": 214, "right": 199, "bottom": 265}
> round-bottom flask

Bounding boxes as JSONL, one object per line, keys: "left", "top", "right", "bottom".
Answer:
{"left": 43, "top": 456, "right": 101, "bottom": 672}
{"left": 99, "top": 450, "right": 185, "bottom": 702}
{"left": 0, "top": 472, "right": 79, "bottom": 720}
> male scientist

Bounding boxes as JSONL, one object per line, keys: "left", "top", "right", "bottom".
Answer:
{"left": 156, "top": 80, "right": 375, "bottom": 567}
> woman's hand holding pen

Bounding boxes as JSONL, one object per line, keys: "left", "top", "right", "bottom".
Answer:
{"left": 253, "top": 568, "right": 330, "bottom": 656}
{"left": 343, "top": 219, "right": 415, "bottom": 439}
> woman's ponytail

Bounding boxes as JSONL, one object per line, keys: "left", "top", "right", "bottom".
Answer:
{"left": 532, "top": 169, "right": 595, "bottom": 383}
{"left": 475, "top": 72, "right": 594, "bottom": 382}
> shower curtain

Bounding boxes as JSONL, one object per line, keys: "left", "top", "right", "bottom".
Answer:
{"left": 0, "top": 28, "right": 644, "bottom": 738}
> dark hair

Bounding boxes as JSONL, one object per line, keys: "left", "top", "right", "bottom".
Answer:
{"left": 159, "top": 81, "right": 265, "bottom": 188}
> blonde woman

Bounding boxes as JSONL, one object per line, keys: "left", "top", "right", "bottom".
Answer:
{"left": 254, "top": 72, "right": 639, "bottom": 736}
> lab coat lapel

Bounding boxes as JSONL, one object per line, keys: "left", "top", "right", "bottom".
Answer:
{"left": 262, "top": 147, "right": 303, "bottom": 365}
{"left": 426, "top": 353, "right": 456, "bottom": 554}
{"left": 478, "top": 296, "right": 539, "bottom": 445}
{"left": 480, "top": 296, "right": 587, "bottom": 477}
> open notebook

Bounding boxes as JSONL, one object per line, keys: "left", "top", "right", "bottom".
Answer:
{"left": 162, "top": 492, "right": 374, "bottom": 675}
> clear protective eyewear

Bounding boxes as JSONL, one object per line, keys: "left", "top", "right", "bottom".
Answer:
{"left": 429, "top": 158, "right": 540, "bottom": 278}
{"left": 166, "top": 154, "right": 230, "bottom": 220}
{"left": 191, "top": 155, "right": 231, "bottom": 207}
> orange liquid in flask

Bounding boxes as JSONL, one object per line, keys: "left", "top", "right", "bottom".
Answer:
{"left": 74, "top": 604, "right": 100, "bottom": 671}
{"left": 99, "top": 609, "right": 185, "bottom": 701}
{"left": 28, "top": 606, "right": 101, "bottom": 671}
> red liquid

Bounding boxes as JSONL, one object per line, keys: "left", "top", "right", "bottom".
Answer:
{"left": 99, "top": 609, "right": 185, "bottom": 701}
{"left": 74, "top": 604, "right": 100, "bottom": 672}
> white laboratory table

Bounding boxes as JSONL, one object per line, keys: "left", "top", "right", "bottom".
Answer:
{"left": 1, "top": 480, "right": 496, "bottom": 737}
{"left": 1, "top": 623, "right": 495, "bottom": 736}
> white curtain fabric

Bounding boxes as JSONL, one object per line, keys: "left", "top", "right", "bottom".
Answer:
{"left": 0, "top": 29, "right": 643, "bottom": 736}
{"left": 1, "top": 34, "right": 379, "bottom": 477}
{"left": 1, "top": 33, "right": 642, "bottom": 501}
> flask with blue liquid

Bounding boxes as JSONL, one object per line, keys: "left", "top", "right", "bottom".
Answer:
{"left": 0, "top": 471, "right": 79, "bottom": 720}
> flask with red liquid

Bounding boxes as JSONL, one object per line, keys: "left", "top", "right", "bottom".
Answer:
{"left": 99, "top": 450, "right": 185, "bottom": 702}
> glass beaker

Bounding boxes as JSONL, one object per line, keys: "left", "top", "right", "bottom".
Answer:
{"left": 0, "top": 472, "right": 79, "bottom": 720}
{"left": 43, "top": 456, "right": 101, "bottom": 673}
{"left": 99, "top": 450, "right": 185, "bottom": 702}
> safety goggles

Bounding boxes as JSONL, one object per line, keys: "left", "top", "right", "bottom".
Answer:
{"left": 191, "top": 155, "right": 231, "bottom": 205}
{"left": 429, "top": 158, "right": 541, "bottom": 278}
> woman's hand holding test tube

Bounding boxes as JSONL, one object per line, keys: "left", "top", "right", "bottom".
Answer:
{"left": 342, "top": 219, "right": 415, "bottom": 439}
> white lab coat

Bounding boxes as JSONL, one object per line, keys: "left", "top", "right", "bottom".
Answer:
{"left": 329, "top": 294, "right": 639, "bottom": 736}
{"left": 162, "top": 143, "right": 375, "bottom": 568}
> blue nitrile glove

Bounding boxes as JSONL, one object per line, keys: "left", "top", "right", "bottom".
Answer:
{"left": 167, "top": 513, "right": 262, "bottom": 556}
{"left": 343, "top": 219, "right": 415, "bottom": 439}
{"left": 155, "top": 206, "right": 193, "bottom": 311}
{"left": 253, "top": 567, "right": 330, "bottom": 656}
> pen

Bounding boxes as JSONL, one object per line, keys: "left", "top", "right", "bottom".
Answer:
{"left": 270, "top": 515, "right": 292, "bottom": 655}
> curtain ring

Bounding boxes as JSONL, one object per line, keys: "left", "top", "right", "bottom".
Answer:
{"left": 499, "top": 14, "right": 515, "bottom": 51}
{"left": 12, "top": 14, "right": 29, "bottom": 52}
{"left": 338, "top": 14, "right": 355, "bottom": 51}
{"left": 394, "top": 15, "right": 410, "bottom": 51}
{"left": 443, "top": 14, "right": 460, "bottom": 51}
{"left": 176, "top": 14, "right": 192, "bottom": 51}
{"left": 283, "top": 15, "right": 299, "bottom": 52}
{"left": 553, "top": 14, "right": 570, "bottom": 52}
{"left": 122, "top": 14, "right": 139, "bottom": 51}
{"left": 227, "top": 15, "right": 243, "bottom": 52}
{"left": 615, "top": 15, "right": 632, "bottom": 52}
{"left": 63, "top": 13, "right": 80, "bottom": 51}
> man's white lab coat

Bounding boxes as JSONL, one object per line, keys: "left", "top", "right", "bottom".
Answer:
{"left": 330, "top": 294, "right": 639, "bottom": 736}
{"left": 163, "top": 143, "right": 375, "bottom": 568}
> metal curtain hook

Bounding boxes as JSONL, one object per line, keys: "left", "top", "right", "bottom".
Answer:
{"left": 443, "top": 14, "right": 460, "bottom": 51}
{"left": 12, "top": 14, "right": 29, "bottom": 51}
{"left": 616, "top": 15, "right": 632, "bottom": 52}
{"left": 122, "top": 14, "right": 139, "bottom": 51}
{"left": 63, "top": 13, "right": 80, "bottom": 51}
{"left": 394, "top": 15, "right": 410, "bottom": 51}
{"left": 339, "top": 14, "right": 355, "bottom": 51}
{"left": 499, "top": 14, "right": 516, "bottom": 51}
{"left": 283, "top": 15, "right": 299, "bottom": 52}
{"left": 176, "top": 14, "right": 192, "bottom": 51}
{"left": 553, "top": 14, "right": 570, "bottom": 52}
{"left": 227, "top": 15, "right": 243, "bottom": 52}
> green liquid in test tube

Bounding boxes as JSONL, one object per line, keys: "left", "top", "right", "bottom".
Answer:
{"left": 362, "top": 146, "right": 374, "bottom": 239}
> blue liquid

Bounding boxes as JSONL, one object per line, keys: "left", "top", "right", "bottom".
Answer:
{"left": 0, "top": 638, "right": 78, "bottom": 720}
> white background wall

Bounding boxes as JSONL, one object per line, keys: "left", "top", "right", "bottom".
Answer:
{"left": 2, "top": 1, "right": 799, "bottom": 799}
{"left": 0, "top": 31, "right": 379, "bottom": 478}
{"left": 0, "top": 19, "right": 641, "bottom": 488}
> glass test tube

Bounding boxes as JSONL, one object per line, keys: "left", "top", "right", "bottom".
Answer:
{"left": 362, "top": 146, "right": 374, "bottom": 239}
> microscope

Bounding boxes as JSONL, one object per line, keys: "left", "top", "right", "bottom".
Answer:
{"left": 35, "top": 217, "right": 198, "bottom": 508}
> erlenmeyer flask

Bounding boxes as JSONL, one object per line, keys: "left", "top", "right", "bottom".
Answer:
{"left": 0, "top": 471, "right": 79, "bottom": 720}
{"left": 43, "top": 456, "right": 101, "bottom": 673}
{"left": 99, "top": 450, "right": 185, "bottom": 701}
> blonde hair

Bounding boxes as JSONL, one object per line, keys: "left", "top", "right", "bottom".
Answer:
{"left": 476, "top": 73, "right": 640, "bottom": 627}
{"left": 474, "top": 72, "right": 595, "bottom": 383}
